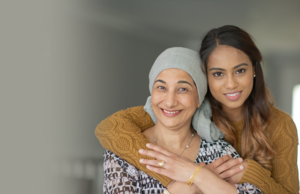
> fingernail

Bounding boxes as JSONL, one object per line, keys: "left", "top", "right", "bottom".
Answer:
{"left": 139, "top": 149, "right": 144, "bottom": 153}
{"left": 239, "top": 165, "right": 244, "bottom": 170}
{"left": 146, "top": 143, "right": 151, "bottom": 147}
{"left": 139, "top": 159, "right": 144, "bottom": 163}
{"left": 239, "top": 158, "right": 243, "bottom": 162}
{"left": 146, "top": 165, "right": 150, "bottom": 168}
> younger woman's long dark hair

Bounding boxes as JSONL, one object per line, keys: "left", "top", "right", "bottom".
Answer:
{"left": 199, "top": 25, "right": 275, "bottom": 170}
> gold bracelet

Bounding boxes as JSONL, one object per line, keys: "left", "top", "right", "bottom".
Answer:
{"left": 163, "top": 189, "right": 171, "bottom": 194}
{"left": 186, "top": 165, "right": 203, "bottom": 186}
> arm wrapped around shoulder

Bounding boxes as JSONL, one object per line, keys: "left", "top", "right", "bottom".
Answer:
{"left": 95, "top": 106, "right": 154, "bottom": 153}
{"left": 95, "top": 106, "right": 172, "bottom": 186}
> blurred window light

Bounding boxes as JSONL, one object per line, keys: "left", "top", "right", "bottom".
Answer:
{"left": 292, "top": 84, "right": 300, "bottom": 131}
{"left": 292, "top": 84, "right": 300, "bottom": 183}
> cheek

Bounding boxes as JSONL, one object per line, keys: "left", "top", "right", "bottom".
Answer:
{"left": 239, "top": 74, "right": 254, "bottom": 91}
{"left": 179, "top": 95, "right": 198, "bottom": 109}
{"left": 207, "top": 76, "right": 222, "bottom": 94}
{"left": 151, "top": 91, "right": 161, "bottom": 106}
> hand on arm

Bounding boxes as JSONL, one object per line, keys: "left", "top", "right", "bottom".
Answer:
{"left": 202, "top": 154, "right": 245, "bottom": 183}
{"left": 139, "top": 143, "right": 237, "bottom": 194}
{"left": 224, "top": 161, "right": 248, "bottom": 184}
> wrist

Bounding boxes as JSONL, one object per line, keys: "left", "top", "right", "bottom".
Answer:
{"left": 193, "top": 167, "right": 238, "bottom": 193}
{"left": 186, "top": 165, "right": 203, "bottom": 186}
{"left": 192, "top": 166, "right": 206, "bottom": 187}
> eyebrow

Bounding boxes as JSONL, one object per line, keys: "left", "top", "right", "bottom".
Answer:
{"left": 154, "top": 79, "right": 166, "bottom": 84}
{"left": 178, "top": 80, "right": 193, "bottom": 87}
{"left": 233, "top": 63, "right": 248, "bottom": 69}
{"left": 154, "top": 79, "right": 193, "bottom": 87}
{"left": 208, "top": 63, "right": 249, "bottom": 71}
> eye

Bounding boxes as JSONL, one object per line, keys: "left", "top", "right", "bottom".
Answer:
{"left": 236, "top": 69, "right": 246, "bottom": 74}
{"left": 179, "top": 88, "right": 188, "bottom": 92}
{"left": 213, "top": 72, "right": 223, "bottom": 77}
{"left": 157, "top": 86, "right": 165, "bottom": 90}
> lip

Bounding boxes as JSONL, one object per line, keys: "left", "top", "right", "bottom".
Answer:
{"left": 224, "top": 91, "right": 242, "bottom": 101}
{"left": 160, "top": 108, "right": 182, "bottom": 117}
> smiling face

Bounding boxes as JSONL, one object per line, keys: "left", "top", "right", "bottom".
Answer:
{"left": 207, "top": 45, "right": 255, "bottom": 114}
{"left": 151, "top": 68, "right": 199, "bottom": 130}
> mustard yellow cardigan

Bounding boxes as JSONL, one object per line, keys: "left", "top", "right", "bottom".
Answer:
{"left": 95, "top": 105, "right": 299, "bottom": 194}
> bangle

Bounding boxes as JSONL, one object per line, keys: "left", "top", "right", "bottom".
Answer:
{"left": 186, "top": 165, "right": 203, "bottom": 186}
{"left": 163, "top": 189, "right": 171, "bottom": 194}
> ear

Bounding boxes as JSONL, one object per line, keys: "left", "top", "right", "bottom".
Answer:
{"left": 253, "top": 64, "right": 256, "bottom": 76}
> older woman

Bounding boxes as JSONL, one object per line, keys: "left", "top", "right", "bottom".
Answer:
{"left": 103, "top": 47, "right": 261, "bottom": 194}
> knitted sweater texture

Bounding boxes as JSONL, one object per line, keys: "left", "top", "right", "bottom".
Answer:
{"left": 95, "top": 105, "right": 299, "bottom": 194}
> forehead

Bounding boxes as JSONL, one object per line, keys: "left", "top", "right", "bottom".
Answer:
{"left": 156, "top": 68, "right": 194, "bottom": 81}
{"left": 208, "top": 45, "right": 251, "bottom": 68}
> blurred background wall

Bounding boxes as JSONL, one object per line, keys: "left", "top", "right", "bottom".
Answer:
{"left": 1, "top": 1, "right": 300, "bottom": 194}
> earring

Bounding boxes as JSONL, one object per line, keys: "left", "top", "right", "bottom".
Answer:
{"left": 254, "top": 74, "right": 256, "bottom": 78}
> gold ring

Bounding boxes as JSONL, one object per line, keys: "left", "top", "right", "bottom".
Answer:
{"left": 158, "top": 160, "right": 165, "bottom": 168}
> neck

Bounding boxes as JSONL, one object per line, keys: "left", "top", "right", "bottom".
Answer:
{"left": 221, "top": 105, "right": 244, "bottom": 123}
{"left": 152, "top": 122, "right": 193, "bottom": 153}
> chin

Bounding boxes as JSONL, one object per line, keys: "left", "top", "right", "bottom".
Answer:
{"left": 160, "top": 117, "right": 189, "bottom": 128}
{"left": 160, "top": 121, "right": 179, "bottom": 128}
{"left": 222, "top": 100, "right": 245, "bottom": 110}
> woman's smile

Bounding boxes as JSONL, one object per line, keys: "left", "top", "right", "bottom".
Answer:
{"left": 160, "top": 108, "right": 183, "bottom": 117}
{"left": 224, "top": 91, "right": 242, "bottom": 101}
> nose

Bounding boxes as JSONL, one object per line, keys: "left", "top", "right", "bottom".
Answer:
{"left": 164, "top": 91, "right": 177, "bottom": 108}
{"left": 225, "top": 74, "right": 238, "bottom": 89}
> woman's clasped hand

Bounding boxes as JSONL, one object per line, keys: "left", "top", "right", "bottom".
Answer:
{"left": 139, "top": 143, "right": 247, "bottom": 193}
{"left": 202, "top": 153, "right": 248, "bottom": 184}
{"left": 139, "top": 143, "right": 201, "bottom": 183}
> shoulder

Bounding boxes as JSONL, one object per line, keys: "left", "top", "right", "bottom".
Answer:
{"left": 269, "top": 105, "right": 294, "bottom": 124}
{"left": 268, "top": 105, "right": 297, "bottom": 137}
{"left": 126, "top": 105, "right": 145, "bottom": 112}
{"left": 124, "top": 106, "right": 147, "bottom": 116}
{"left": 270, "top": 105, "right": 291, "bottom": 120}
{"left": 111, "top": 105, "right": 145, "bottom": 117}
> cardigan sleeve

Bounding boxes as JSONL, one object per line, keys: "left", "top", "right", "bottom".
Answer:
{"left": 240, "top": 115, "right": 299, "bottom": 194}
{"left": 95, "top": 106, "right": 172, "bottom": 187}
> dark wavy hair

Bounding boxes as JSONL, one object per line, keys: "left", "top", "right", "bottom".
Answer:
{"left": 199, "top": 25, "right": 275, "bottom": 170}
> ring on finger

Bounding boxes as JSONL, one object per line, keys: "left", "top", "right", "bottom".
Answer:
{"left": 158, "top": 160, "right": 165, "bottom": 168}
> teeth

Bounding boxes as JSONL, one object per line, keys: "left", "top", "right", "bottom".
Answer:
{"left": 226, "top": 92, "right": 240, "bottom": 97}
{"left": 163, "top": 109, "right": 180, "bottom": 114}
